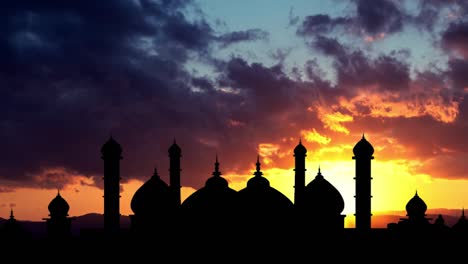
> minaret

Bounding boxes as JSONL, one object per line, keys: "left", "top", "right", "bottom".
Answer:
{"left": 101, "top": 136, "right": 122, "bottom": 234}
{"left": 293, "top": 139, "right": 307, "bottom": 207}
{"left": 169, "top": 139, "right": 182, "bottom": 208}
{"left": 352, "top": 134, "right": 374, "bottom": 231}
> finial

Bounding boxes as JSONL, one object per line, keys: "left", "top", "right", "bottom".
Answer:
{"left": 299, "top": 138, "right": 302, "bottom": 144}
{"left": 318, "top": 165, "right": 321, "bottom": 174}
{"left": 415, "top": 190, "right": 418, "bottom": 196}
{"left": 254, "top": 155, "right": 263, "bottom": 177}
{"left": 10, "top": 208, "right": 14, "bottom": 219}
{"left": 173, "top": 137, "right": 177, "bottom": 144}
{"left": 213, "top": 154, "right": 221, "bottom": 177}
{"left": 153, "top": 167, "right": 159, "bottom": 177}
{"left": 463, "top": 207, "right": 465, "bottom": 218}
{"left": 362, "top": 133, "right": 365, "bottom": 139}
{"left": 57, "top": 188, "right": 60, "bottom": 196}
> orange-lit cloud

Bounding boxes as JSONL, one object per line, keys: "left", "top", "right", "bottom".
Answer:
{"left": 364, "top": 32, "right": 385, "bottom": 43}
{"left": 300, "top": 128, "right": 331, "bottom": 145}
{"left": 313, "top": 107, "right": 354, "bottom": 134}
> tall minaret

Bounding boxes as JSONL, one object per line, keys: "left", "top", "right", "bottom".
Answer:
{"left": 101, "top": 136, "right": 122, "bottom": 234}
{"left": 169, "top": 139, "right": 181, "bottom": 208}
{"left": 293, "top": 139, "right": 307, "bottom": 207}
{"left": 352, "top": 134, "right": 374, "bottom": 231}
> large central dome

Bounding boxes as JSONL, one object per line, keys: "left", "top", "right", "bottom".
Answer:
{"left": 181, "top": 157, "right": 237, "bottom": 212}
{"left": 303, "top": 168, "right": 345, "bottom": 215}
{"left": 237, "top": 156, "right": 293, "bottom": 213}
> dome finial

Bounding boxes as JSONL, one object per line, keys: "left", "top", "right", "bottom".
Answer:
{"left": 152, "top": 167, "right": 160, "bottom": 178}
{"left": 254, "top": 155, "right": 263, "bottom": 177}
{"left": 212, "top": 154, "right": 222, "bottom": 177}
{"left": 318, "top": 165, "right": 321, "bottom": 174}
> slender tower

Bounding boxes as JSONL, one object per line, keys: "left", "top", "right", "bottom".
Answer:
{"left": 352, "top": 134, "right": 374, "bottom": 231}
{"left": 169, "top": 139, "right": 182, "bottom": 208}
{"left": 293, "top": 139, "right": 307, "bottom": 208}
{"left": 101, "top": 136, "right": 122, "bottom": 234}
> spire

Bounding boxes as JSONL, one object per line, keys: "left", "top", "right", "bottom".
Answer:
{"left": 212, "top": 154, "right": 222, "bottom": 177}
{"left": 362, "top": 133, "right": 365, "bottom": 139}
{"left": 462, "top": 207, "right": 465, "bottom": 218}
{"left": 315, "top": 165, "right": 324, "bottom": 179}
{"left": 254, "top": 155, "right": 263, "bottom": 177}
{"left": 152, "top": 167, "right": 160, "bottom": 178}
{"left": 9, "top": 208, "right": 14, "bottom": 220}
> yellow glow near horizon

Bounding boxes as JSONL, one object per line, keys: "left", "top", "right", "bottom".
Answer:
{"left": 3, "top": 157, "right": 468, "bottom": 228}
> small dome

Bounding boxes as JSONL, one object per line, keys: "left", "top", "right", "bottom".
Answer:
{"left": 131, "top": 169, "right": 172, "bottom": 216}
{"left": 406, "top": 191, "right": 427, "bottom": 218}
{"left": 303, "top": 168, "right": 345, "bottom": 215}
{"left": 168, "top": 140, "right": 181, "bottom": 155}
{"left": 48, "top": 191, "right": 70, "bottom": 218}
{"left": 353, "top": 135, "right": 374, "bottom": 157}
{"left": 101, "top": 136, "right": 122, "bottom": 156}
{"left": 294, "top": 140, "right": 307, "bottom": 156}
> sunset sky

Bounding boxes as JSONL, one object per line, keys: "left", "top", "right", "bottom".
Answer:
{"left": 1, "top": 0, "right": 468, "bottom": 228}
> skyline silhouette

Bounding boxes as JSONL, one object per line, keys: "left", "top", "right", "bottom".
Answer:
{"left": 2, "top": 135, "right": 468, "bottom": 244}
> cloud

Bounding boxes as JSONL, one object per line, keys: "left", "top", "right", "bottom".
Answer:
{"left": 442, "top": 21, "right": 468, "bottom": 59}
{"left": 354, "top": 0, "right": 404, "bottom": 35}
{"left": 216, "top": 29, "right": 269, "bottom": 48}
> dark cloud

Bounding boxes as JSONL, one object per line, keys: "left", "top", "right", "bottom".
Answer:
{"left": 297, "top": 14, "right": 350, "bottom": 36}
{"left": 312, "top": 36, "right": 410, "bottom": 91}
{"left": 442, "top": 21, "right": 468, "bottom": 58}
{"left": 216, "top": 29, "right": 269, "bottom": 48}
{"left": 448, "top": 59, "right": 468, "bottom": 91}
{"left": 0, "top": 0, "right": 285, "bottom": 190}
{"left": 355, "top": 0, "right": 404, "bottom": 35}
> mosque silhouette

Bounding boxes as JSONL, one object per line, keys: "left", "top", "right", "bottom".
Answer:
{"left": 2, "top": 135, "right": 468, "bottom": 254}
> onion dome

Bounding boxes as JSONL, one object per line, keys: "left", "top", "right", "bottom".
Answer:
{"left": 131, "top": 168, "right": 172, "bottom": 216}
{"left": 303, "top": 167, "right": 345, "bottom": 215}
{"left": 101, "top": 136, "right": 122, "bottom": 156}
{"left": 353, "top": 134, "right": 374, "bottom": 157}
{"left": 181, "top": 156, "right": 237, "bottom": 212}
{"left": 294, "top": 139, "right": 307, "bottom": 156}
{"left": 168, "top": 139, "right": 181, "bottom": 155}
{"left": 238, "top": 156, "right": 293, "bottom": 212}
{"left": 405, "top": 191, "right": 427, "bottom": 218}
{"left": 48, "top": 191, "right": 70, "bottom": 218}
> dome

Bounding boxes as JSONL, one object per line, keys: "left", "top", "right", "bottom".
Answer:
{"left": 294, "top": 140, "right": 307, "bottom": 156}
{"left": 130, "top": 168, "right": 172, "bottom": 216}
{"left": 101, "top": 136, "right": 122, "bottom": 156}
{"left": 353, "top": 134, "right": 374, "bottom": 157}
{"left": 303, "top": 168, "right": 345, "bottom": 215}
{"left": 168, "top": 140, "right": 181, "bottom": 155}
{"left": 48, "top": 191, "right": 70, "bottom": 218}
{"left": 237, "top": 157, "right": 293, "bottom": 213}
{"left": 181, "top": 157, "right": 237, "bottom": 212}
{"left": 405, "top": 191, "right": 427, "bottom": 218}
